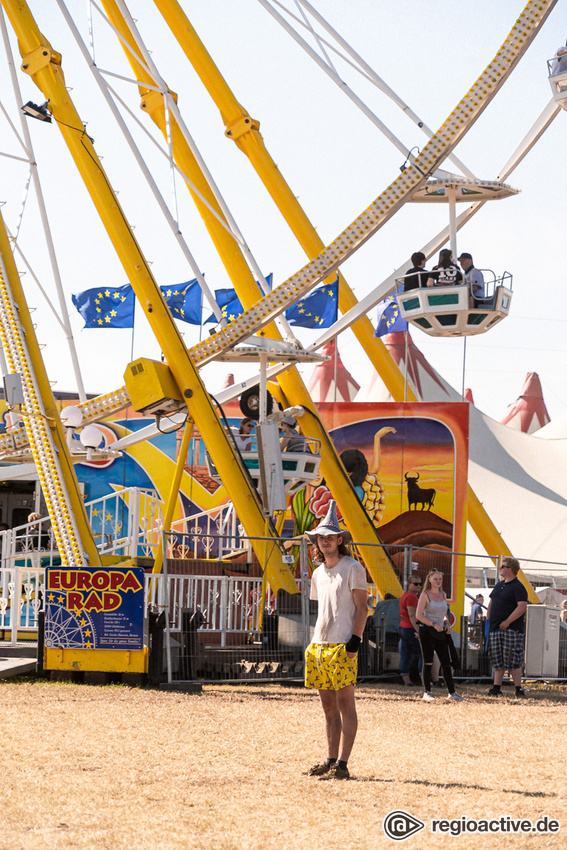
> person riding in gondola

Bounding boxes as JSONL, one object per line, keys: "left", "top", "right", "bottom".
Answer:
{"left": 427, "top": 248, "right": 463, "bottom": 287}
{"left": 403, "top": 252, "right": 431, "bottom": 291}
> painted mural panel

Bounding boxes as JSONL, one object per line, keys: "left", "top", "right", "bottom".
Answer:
{"left": 309, "top": 402, "right": 469, "bottom": 602}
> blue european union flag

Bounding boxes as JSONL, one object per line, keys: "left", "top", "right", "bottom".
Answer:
{"left": 204, "top": 275, "right": 271, "bottom": 325}
{"left": 285, "top": 276, "right": 338, "bottom": 328}
{"left": 72, "top": 284, "right": 135, "bottom": 328}
{"left": 160, "top": 278, "right": 201, "bottom": 325}
{"left": 204, "top": 288, "right": 244, "bottom": 324}
{"left": 375, "top": 296, "right": 408, "bottom": 337}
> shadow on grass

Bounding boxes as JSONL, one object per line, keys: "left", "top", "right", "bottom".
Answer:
{"left": 346, "top": 777, "right": 556, "bottom": 797}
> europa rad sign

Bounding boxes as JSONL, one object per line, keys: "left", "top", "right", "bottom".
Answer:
{"left": 44, "top": 567, "right": 145, "bottom": 651}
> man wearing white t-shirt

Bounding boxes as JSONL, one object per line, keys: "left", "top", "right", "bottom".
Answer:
{"left": 304, "top": 501, "right": 368, "bottom": 780}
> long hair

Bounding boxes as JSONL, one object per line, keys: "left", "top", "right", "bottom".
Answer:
{"left": 436, "top": 248, "right": 453, "bottom": 269}
{"left": 239, "top": 418, "right": 253, "bottom": 434}
{"left": 422, "top": 569, "right": 445, "bottom": 595}
{"left": 312, "top": 538, "right": 351, "bottom": 563}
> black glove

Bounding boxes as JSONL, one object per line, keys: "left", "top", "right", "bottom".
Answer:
{"left": 345, "top": 634, "right": 361, "bottom": 653}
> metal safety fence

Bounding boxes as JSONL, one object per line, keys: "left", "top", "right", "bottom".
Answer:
{"left": 150, "top": 531, "right": 314, "bottom": 684}
{"left": 0, "top": 517, "right": 58, "bottom": 643}
{"left": 152, "top": 533, "right": 567, "bottom": 685}
{"left": 2, "top": 519, "right": 567, "bottom": 685}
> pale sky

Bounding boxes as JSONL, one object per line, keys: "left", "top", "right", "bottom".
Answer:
{"left": 0, "top": 1, "right": 565, "bottom": 422}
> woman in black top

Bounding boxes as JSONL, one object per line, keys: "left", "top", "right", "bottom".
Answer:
{"left": 427, "top": 249, "right": 463, "bottom": 287}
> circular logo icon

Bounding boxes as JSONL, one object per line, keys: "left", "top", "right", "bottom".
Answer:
{"left": 383, "top": 810, "right": 425, "bottom": 842}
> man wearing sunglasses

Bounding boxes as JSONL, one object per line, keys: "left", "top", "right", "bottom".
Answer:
{"left": 486, "top": 557, "right": 528, "bottom": 698}
{"left": 399, "top": 574, "right": 422, "bottom": 686}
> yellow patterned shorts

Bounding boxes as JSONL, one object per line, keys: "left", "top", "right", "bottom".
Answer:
{"left": 304, "top": 643, "right": 358, "bottom": 691}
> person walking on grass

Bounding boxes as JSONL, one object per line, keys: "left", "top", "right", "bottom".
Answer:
{"left": 487, "top": 557, "right": 528, "bottom": 698}
{"left": 304, "top": 501, "right": 368, "bottom": 781}
{"left": 416, "top": 569, "right": 464, "bottom": 702}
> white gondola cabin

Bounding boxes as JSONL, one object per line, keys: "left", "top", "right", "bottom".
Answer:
{"left": 403, "top": 174, "right": 518, "bottom": 337}
{"left": 206, "top": 434, "right": 322, "bottom": 495}
{"left": 548, "top": 55, "right": 567, "bottom": 110}
{"left": 395, "top": 270, "right": 513, "bottom": 337}
{"left": 208, "top": 338, "right": 327, "bottom": 509}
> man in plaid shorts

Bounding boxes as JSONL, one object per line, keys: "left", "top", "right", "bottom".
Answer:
{"left": 486, "top": 557, "right": 528, "bottom": 698}
{"left": 304, "top": 501, "right": 368, "bottom": 780}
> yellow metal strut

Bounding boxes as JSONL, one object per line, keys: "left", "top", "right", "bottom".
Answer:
{"left": 0, "top": 208, "right": 100, "bottom": 567}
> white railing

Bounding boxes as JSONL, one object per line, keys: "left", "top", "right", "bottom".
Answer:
{"left": 145, "top": 572, "right": 312, "bottom": 648}
{"left": 0, "top": 520, "right": 53, "bottom": 644}
{"left": 146, "top": 572, "right": 265, "bottom": 646}
{"left": 0, "top": 562, "right": 44, "bottom": 633}
{"left": 85, "top": 487, "right": 162, "bottom": 557}
{"left": 169, "top": 503, "right": 250, "bottom": 561}
{"left": 395, "top": 269, "right": 513, "bottom": 299}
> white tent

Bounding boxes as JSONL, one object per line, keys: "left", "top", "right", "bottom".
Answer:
{"left": 534, "top": 411, "right": 567, "bottom": 440}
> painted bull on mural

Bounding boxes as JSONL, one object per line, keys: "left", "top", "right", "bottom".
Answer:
{"left": 405, "top": 472, "right": 436, "bottom": 511}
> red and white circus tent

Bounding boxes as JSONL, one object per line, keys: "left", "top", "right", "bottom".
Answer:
{"left": 500, "top": 372, "right": 551, "bottom": 434}
{"left": 355, "top": 331, "right": 455, "bottom": 402}
{"left": 307, "top": 340, "right": 360, "bottom": 402}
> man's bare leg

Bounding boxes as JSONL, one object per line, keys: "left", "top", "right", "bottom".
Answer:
{"left": 493, "top": 667, "right": 505, "bottom": 686}
{"left": 318, "top": 689, "right": 341, "bottom": 761}
{"left": 336, "top": 684, "right": 357, "bottom": 763}
{"left": 510, "top": 667, "right": 523, "bottom": 687}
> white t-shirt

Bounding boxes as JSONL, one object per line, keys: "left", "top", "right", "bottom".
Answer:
{"left": 310, "top": 555, "right": 368, "bottom": 644}
{"left": 435, "top": 264, "right": 462, "bottom": 286}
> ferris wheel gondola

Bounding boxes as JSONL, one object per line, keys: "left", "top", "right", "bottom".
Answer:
{"left": 547, "top": 52, "right": 567, "bottom": 110}
{"left": 394, "top": 176, "right": 519, "bottom": 337}
{"left": 394, "top": 270, "right": 513, "bottom": 338}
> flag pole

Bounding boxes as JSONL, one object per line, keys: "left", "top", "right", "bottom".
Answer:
{"left": 130, "top": 306, "right": 135, "bottom": 364}
{"left": 333, "top": 340, "right": 338, "bottom": 404}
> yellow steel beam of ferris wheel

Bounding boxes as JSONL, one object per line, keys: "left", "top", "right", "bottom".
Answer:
{"left": 0, "top": 208, "right": 101, "bottom": 567}
{"left": 154, "top": 0, "right": 555, "bottom": 576}
{"left": 98, "top": 0, "right": 404, "bottom": 597}
{"left": 1, "top": 0, "right": 298, "bottom": 595}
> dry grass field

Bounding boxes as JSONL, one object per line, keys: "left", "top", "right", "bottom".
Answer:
{"left": 0, "top": 678, "right": 566, "bottom": 849}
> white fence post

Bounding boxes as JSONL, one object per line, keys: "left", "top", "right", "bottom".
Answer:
{"left": 128, "top": 488, "right": 141, "bottom": 557}
{"left": 220, "top": 577, "right": 228, "bottom": 648}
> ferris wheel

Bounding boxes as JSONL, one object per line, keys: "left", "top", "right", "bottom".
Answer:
{"left": 0, "top": 0, "right": 563, "bottom": 590}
